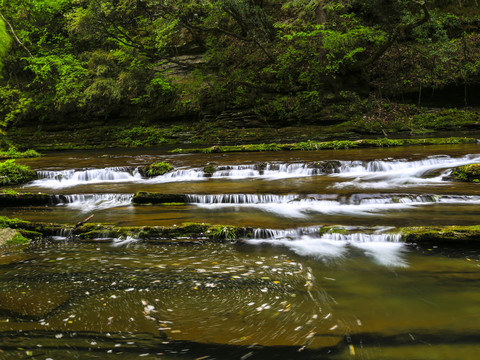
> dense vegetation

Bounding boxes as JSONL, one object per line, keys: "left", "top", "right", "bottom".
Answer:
{"left": 1, "top": 0, "right": 480, "bottom": 146}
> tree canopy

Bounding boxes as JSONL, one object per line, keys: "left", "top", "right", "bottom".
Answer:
{"left": 0, "top": 0, "right": 479, "bottom": 129}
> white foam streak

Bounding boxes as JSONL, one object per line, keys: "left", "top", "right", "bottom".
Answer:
{"left": 190, "top": 194, "right": 480, "bottom": 218}
{"left": 333, "top": 154, "right": 480, "bottom": 189}
{"left": 247, "top": 230, "right": 406, "bottom": 267}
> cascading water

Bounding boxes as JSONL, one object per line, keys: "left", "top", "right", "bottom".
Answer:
{"left": 54, "top": 194, "right": 134, "bottom": 211}
{"left": 25, "top": 154, "right": 480, "bottom": 190}
{"left": 332, "top": 154, "right": 480, "bottom": 188}
{"left": 187, "top": 193, "right": 480, "bottom": 218}
{"left": 247, "top": 227, "right": 406, "bottom": 267}
{"left": 32, "top": 167, "right": 141, "bottom": 188}
{"left": 3, "top": 146, "right": 480, "bottom": 359}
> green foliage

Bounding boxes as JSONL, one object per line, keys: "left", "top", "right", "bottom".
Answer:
{"left": 1, "top": 0, "right": 480, "bottom": 139}
{"left": 0, "top": 159, "right": 37, "bottom": 185}
{"left": 115, "top": 126, "right": 185, "bottom": 147}
{"left": 0, "top": 86, "right": 33, "bottom": 127}
{"left": 0, "top": 17, "right": 11, "bottom": 75}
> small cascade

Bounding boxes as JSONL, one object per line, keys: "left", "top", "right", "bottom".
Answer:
{"left": 247, "top": 227, "right": 406, "bottom": 267}
{"left": 51, "top": 227, "right": 73, "bottom": 240}
{"left": 54, "top": 194, "right": 133, "bottom": 211}
{"left": 147, "top": 163, "right": 325, "bottom": 183}
{"left": 32, "top": 167, "right": 140, "bottom": 188}
{"left": 187, "top": 193, "right": 480, "bottom": 218}
{"left": 333, "top": 154, "right": 480, "bottom": 188}
{"left": 185, "top": 194, "right": 301, "bottom": 204}
{"left": 252, "top": 226, "right": 326, "bottom": 239}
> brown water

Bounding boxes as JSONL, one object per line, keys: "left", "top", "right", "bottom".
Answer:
{"left": 1, "top": 144, "right": 480, "bottom": 359}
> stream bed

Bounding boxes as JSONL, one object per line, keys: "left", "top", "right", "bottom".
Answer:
{"left": 1, "top": 144, "right": 480, "bottom": 359}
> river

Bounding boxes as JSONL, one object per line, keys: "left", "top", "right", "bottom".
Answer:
{"left": 0, "top": 144, "right": 479, "bottom": 359}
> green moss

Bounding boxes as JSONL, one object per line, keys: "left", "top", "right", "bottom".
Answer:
{"left": 0, "top": 216, "right": 31, "bottom": 228}
{"left": 139, "top": 162, "right": 173, "bottom": 177}
{"left": 0, "top": 148, "right": 41, "bottom": 159}
{"left": 318, "top": 226, "right": 349, "bottom": 235}
{"left": 2, "top": 189, "right": 19, "bottom": 195}
{"left": 203, "top": 165, "right": 217, "bottom": 176}
{"left": 171, "top": 137, "right": 477, "bottom": 154}
{"left": 451, "top": 163, "right": 480, "bottom": 182}
{"left": 0, "top": 160, "right": 37, "bottom": 185}
{"left": 401, "top": 225, "right": 480, "bottom": 244}
{"left": 17, "top": 230, "right": 43, "bottom": 239}
{"left": 6, "top": 233, "right": 30, "bottom": 246}
{"left": 0, "top": 192, "right": 51, "bottom": 206}
{"left": 132, "top": 192, "right": 187, "bottom": 204}
{"left": 114, "top": 125, "right": 186, "bottom": 147}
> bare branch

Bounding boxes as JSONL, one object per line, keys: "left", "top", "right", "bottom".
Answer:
{"left": 0, "top": 11, "right": 34, "bottom": 58}
{"left": 350, "top": 1, "right": 430, "bottom": 72}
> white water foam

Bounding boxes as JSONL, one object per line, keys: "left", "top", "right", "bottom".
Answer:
{"left": 188, "top": 193, "right": 480, "bottom": 218}
{"left": 54, "top": 194, "right": 134, "bottom": 211}
{"left": 246, "top": 229, "right": 406, "bottom": 267}
{"left": 32, "top": 168, "right": 141, "bottom": 189}
{"left": 146, "top": 163, "right": 322, "bottom": 183}
{"left": 332, "top": 154, "right": 480, "bottom": 189}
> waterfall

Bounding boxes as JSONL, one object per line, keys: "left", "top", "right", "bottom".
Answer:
{"left": 32, "top": 167, "right": 141, "bottom": 189}
{"left": 246, "top": 227, "right": 406, "bottom": 267}
{"left": 187, "top": 193, "right": 480, "bottom": 218}
{"left": 333, "top": 154, "right": 480, "bottom": 189}
{"left": 54, "top": 194, "right": 133, "bottom": 211}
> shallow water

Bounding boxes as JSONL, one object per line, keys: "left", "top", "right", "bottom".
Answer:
{"left": 1, "top": 144, "right": 480, "bottom": 359}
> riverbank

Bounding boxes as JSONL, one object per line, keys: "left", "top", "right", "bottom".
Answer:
{"left": 7, "top": 108, "right": 480, "bottom": 151}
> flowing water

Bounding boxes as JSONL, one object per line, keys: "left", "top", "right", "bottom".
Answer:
{"left": 1, "top": 144, "right": 480, "bottom": 359}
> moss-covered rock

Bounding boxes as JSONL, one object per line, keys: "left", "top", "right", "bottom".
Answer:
{"left": 451, "top": 163, "right": 480, "bottom": 182}
{"left": 138, "top": 162, "right": 173, "bottom": 177}
{"left": 203, "top": 165, "right": 217, "bottom": 176}
{"left": 401, "top": 226, "right": 480, "bottom": 244}
{"left": 0, "top": 192, "right": 52, "bottom": 206}
{"left": 0, "top": 160, "right": 37, "bottom": 185}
